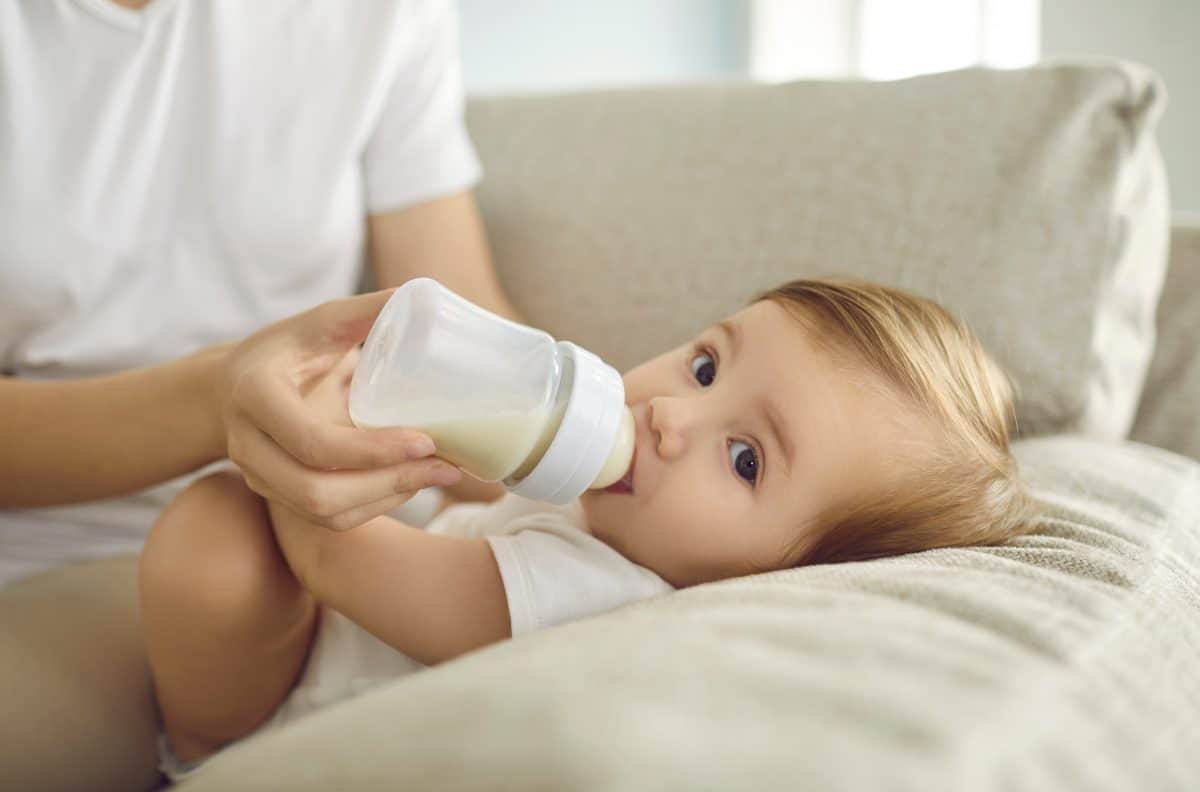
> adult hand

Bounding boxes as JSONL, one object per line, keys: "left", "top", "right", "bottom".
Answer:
{"left": 218, "top": 290, "right": 462, "bottom": 530}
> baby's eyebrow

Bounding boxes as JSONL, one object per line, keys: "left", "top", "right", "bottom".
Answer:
{"left": 762, "top": 398, "right": 796, "bottom": 478}
{"left": 715, "top": 319, "right": 742, "bottom": 359}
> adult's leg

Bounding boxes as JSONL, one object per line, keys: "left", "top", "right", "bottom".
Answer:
{"left": 139, "top": 471, "right": 317, "bottom": 763}
{"left": 0, "top": 555, "right": 160, "bottom": 792}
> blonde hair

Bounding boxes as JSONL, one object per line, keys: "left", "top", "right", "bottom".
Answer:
{"left": 756, "top": 278, "right": 1040, "bottom": 566}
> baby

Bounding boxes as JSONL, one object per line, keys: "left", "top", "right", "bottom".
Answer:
{"left": 139, "top": 277, "right": 1038, "bottom": 781}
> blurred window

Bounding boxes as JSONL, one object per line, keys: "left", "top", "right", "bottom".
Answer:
{"left": 750, "top": 0, "right": 1040, "bottom": 81}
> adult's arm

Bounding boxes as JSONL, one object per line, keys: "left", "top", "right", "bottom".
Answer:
{"left": 0, "top": 291, "right": 449, "bottom": 528}
{"left": 0, "top": 347, "right": 228, "bottom": 507}
{"left": 368, "top": 190, "right": 522, "bottom": 321}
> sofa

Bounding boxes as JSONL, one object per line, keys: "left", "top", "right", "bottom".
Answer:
{"left": 2, "top": 59, "right": 1199, "bottom": 791}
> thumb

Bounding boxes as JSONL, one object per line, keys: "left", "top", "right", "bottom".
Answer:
{"left": 304, "top": 288, "right": 399, "bottom": 353}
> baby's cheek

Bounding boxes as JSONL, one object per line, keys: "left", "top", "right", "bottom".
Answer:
{"left": 644, "top": 497, "right": 699, "bottom": 552}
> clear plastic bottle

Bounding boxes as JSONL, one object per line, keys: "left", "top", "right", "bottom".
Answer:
{"left": 349, "top": 278, "right": 635, "bottom": 505}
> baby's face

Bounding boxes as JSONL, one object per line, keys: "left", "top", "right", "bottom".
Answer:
{"left": 580, "top": 300, "right": 920, "bottom": 588}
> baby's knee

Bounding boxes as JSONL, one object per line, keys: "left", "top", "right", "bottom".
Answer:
{"left": 141, "top": 471, "right": 286, "bottom": 616}
{"left": 147, "top": 470, "right": 259, "bottom": 550}
{"left": 172, "top": 470, "right": 260, "bottom": 520}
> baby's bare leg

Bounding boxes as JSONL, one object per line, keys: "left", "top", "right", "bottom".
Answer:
{"left": 139, "top": 471, "right": 317, "bottom": 763}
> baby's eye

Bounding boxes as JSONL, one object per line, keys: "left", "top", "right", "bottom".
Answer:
{"left": 729, "top": 440, "right": 759, "bottom": 485}
{"left": 690, "top": 351, "right": 716, "bottom": 387}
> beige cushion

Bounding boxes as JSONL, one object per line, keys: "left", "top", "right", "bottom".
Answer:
{"left": 1130, "top": 221, "right": 1200, "bottom": 461}
{"left": 469, "top": 60, "right": 1169, "bottom": 440}
{"left": 181, "top": 436, "right": 1200, "bottom": 790}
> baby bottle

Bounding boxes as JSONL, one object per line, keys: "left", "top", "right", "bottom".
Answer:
{"left": 349, "top": 278, "right": 636, "bottom": 505}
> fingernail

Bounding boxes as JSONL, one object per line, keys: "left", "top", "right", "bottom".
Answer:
{"left": 405, "top": 436, "right": 436, "bottom": 458}
{"left": 428, "top": 464, "right": 461, "bottom": 487}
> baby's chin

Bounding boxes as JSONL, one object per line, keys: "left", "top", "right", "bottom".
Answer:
{"left": 577, "top": 489, "right": 602, "bottom": 533}
{"left": 577, "top": 489, "right": 626, "bottom": 545}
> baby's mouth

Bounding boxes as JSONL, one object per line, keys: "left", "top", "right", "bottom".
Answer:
{"left": 604, "top": 454, "right": 636, "bottom": 495}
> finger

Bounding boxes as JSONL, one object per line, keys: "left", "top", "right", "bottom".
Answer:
{"left": 251, "top": 478, "right": 408, "bottom": 533}
{"left": 246, "top": 467, "right": 459, "bottom": 533}
{"left": 240, "top": 369, "right": 435, "bottom": 470}
{"left": 306, "top": 460, "right": 459, "bottom": 532}
{"left": 239, "top": 470, "right": 286, "bottom": 507}
{"left": 234, "top": 423, "right": 458, "bottom": 520}
{"left": 333, "top": 346, "right": 359, "bottom": 391}
{"left": 243, "top": 459, "right": 450, "bottom": 532}
{"left": 323, "top": 491, "right": 422, "bottom": 532}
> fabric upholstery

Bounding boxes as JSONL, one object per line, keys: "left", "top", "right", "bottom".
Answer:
{"left": 1130, "top": 220, "right": 1200, "bottom": 461}
{"left": 467, "top": 60, "right": 1169, "bottom": 440}
{"left": 182, "top": 436, "right": 1200, "bottom": 791}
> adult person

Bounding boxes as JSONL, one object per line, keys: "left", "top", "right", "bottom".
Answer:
{"left": 0, "top": 0, "right": 518, "bottom": 585}
{"left": 1, "top": 3, "right": 516, "bottom": 787}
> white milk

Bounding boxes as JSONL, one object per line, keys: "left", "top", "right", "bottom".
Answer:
{"left": 361, "top": 402, "right": 566, "bottom": 483}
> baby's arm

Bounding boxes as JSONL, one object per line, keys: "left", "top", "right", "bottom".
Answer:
{"left": 267, "top": 500, "right": 511, "bottom": 666}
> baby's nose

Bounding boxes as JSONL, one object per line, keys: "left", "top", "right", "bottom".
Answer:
{"left": 648, "top": 397, "right": 690, "bottom": 459}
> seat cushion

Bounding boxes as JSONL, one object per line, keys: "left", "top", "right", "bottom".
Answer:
{"left": 468, "top": 60, "right": 1169, "bottom": 440}
{"left": 185, "top": 435, "right": 1200, "bottom": 790}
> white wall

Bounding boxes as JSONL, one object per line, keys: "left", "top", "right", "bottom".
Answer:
{"left": 1042, "top": 0, "right": 1200, "bottom": 214}
{"left": 458, "top": 0, "right": 747, "bottom": 95}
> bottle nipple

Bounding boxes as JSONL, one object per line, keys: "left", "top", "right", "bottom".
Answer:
{"left": 589, "top": 407, "right": 636, "bottom": 489}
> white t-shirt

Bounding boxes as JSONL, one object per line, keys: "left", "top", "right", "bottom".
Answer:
{"left": 0, "top": 0, "right": 481, "bottom": 584}
{"left": 267, "top": 494, "right": 675, "bottom": 728}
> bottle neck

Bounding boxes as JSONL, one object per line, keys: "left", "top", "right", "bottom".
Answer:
{"left": 505, "top": 341, "right": 627, "bottom": 505}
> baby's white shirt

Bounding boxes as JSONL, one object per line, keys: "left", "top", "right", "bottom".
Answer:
{"left": 439, "top": 493, "right": 676, "bottom": 637}
{"left": 271, "top": 493, "right": 674, "bottom": 730}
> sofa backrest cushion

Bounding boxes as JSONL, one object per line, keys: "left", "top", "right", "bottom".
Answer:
{"left": 1131, "top": 221, "right": 1200, "bottom": 461}
{"left": 467, "top": 60, "right": 1169, "bottom": 440}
